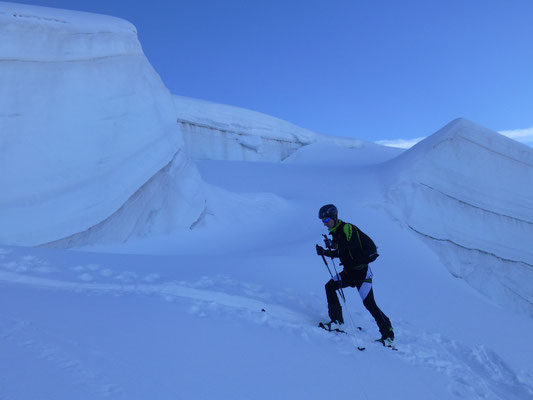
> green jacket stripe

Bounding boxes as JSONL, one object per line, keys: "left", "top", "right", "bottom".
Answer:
{"left": 343, "top": 223, "right": 352, "bottom": 242}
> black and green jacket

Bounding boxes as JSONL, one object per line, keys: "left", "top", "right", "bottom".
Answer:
{"left": 325, "top": 220, "right": 378, "bottom": 270}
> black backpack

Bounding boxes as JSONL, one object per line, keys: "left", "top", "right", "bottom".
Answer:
{"left": 354, "top": 226, "right": 379, "bottom": 264}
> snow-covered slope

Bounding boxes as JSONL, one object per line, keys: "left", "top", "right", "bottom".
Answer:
{"left": 174, "top": 94, "right": 403, "bottom": 163}
{"left": 283, "top": 141, "right": 404, "bottom": 166}
{"left": 0, "top": 2, "right": 204, "bottom": 246}
{"left": 2, "top": 139, "right": 533, "bottom": 399}
{"left": 384, "top": 118, "right": 533, "bottom": 316}
{"left": 1, "top": 3, "right": 532, "bottom": 398}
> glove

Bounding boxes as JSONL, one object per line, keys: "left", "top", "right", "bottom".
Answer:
{"left": 316, "top": 245, "right": 335, "bottom": 257}
{"left": 316, "top": 245, "right": 326, "bottom": 256}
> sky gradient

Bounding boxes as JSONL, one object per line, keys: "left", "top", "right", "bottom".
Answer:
{"left": 13, "top": 0, "right": 533, "bottom": 145}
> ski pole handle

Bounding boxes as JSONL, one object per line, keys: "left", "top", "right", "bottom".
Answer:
{"left": 322, "top": 234, "right": 333, "bottom": 250}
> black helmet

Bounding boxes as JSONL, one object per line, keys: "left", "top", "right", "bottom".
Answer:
{"left": 318, "top": 204, "right": 337, "bottom": 220}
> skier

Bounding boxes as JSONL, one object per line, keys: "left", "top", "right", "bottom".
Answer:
{"left": 316, "top": 204, "right": 394, "bottom": 345}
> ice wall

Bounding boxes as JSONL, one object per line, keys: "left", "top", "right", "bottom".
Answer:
{"left": 174, "top": 95, "right": 316, "bottom": 162}
{"left": 0, "top": 2, "right": 204, "bottom": 246}
{"left": 174, "top": 95, "right": 379, "bottom": 162}
{"left": 386, "top": 118, "right": 533, "bottom": 316}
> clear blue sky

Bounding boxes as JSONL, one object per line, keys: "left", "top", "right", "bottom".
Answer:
{"left": 16, "top": 0, "right": 533, "bottom": 143}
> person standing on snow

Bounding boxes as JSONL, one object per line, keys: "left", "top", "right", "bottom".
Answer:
{"left": 315, "top": 204, "right": 394, "bottom": 345}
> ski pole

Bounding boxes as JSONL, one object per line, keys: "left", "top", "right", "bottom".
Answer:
{"left": 329, "top": 255, "right": 346, "bottom": 303}
{"left": 319, "top": 252, "right": 335, "bottom": 279}
{"left": 318, "top": 251, "right": 346, "bottom": 303}
{"left": 321, "top": 235, "right": 346, "bottom": 303}
{"left": 319, "top": 238, "right": 366, "bottom": 352}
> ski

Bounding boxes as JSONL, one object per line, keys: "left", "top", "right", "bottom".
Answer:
{"left": 318, "top": 322, "right": 345, "bottom": 334}
{"left": 318, "top": 322, "right": 396, "bottom": 351}
{"left": 375, "top": 339, "right": 398, "bottom": 351}
{"left": 318, "top": 323, "right": 366, "bottom": 351}
{"left": 318, "top": 322, "right": 364, "bottom": 333}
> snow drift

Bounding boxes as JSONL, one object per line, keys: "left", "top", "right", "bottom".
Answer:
{"left": 0, "top": 2, "right": 204, "bottom": 246}
{"left": 385, "top": 118, "right": 533, "bottom": 316}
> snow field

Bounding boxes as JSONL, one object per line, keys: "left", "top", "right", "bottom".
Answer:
{"left": 1, "top": 241, "right": 532, "bottom": 400}
{"left": 2, "top": 146, "right": 533, "bottom": 399}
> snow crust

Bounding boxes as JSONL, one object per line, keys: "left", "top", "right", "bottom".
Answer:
{"left": 0, "top": 2, "right": 204, "bottom": 246}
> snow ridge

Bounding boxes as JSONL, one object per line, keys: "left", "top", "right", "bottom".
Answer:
{"left": 386, "top": 118, "right": 533, "bottom": 316}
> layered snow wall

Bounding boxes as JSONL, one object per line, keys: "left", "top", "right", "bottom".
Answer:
{"left": 386, "top": 118, "right": 533, "bottom": 316}
{"left": 0, "top": 2, "right": 204, "bottom": 246}
{"left": 174, "top": 95, "right": 391, "bottom": 162}
{"left": 174, "top": 95, "right": 317, "bottom": 162}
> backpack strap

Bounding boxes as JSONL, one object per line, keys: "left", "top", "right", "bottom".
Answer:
{"left": 355, "top": 226, "right": 363, "bottom": 249}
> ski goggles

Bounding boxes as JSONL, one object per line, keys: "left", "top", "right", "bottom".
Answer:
{"left": 321, "top": 217, "right": 331, "bottom": 224}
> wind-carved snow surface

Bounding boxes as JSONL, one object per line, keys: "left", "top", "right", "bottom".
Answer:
{"left": 0, "top": 2, "right": 204, "bottom": 246}
{"left": 43, "top": 151, "right": 206, "bottom": 248}
{"left": 385, "top": 118, "right": 533, "bottom": 316}
{"left": 174, "top": 94, "right": 401, "bottom": 163}
{"left": 174, "top": 94, "right": 314, "bottom": 162}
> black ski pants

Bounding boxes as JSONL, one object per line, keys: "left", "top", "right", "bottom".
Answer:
{"left": 325, "top": 265, "right": 392, "bottom": 335}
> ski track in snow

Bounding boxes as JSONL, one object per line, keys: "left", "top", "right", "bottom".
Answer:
{"left": 1, "top": 250, "right": 533, "bottom": 400}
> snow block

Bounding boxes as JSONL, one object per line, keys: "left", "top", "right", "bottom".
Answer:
{"left": 0, "top": 2, "right": 204, "bottom": 245}
{"left": 386, "top": 118, "right": 533, "bottom": 316}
